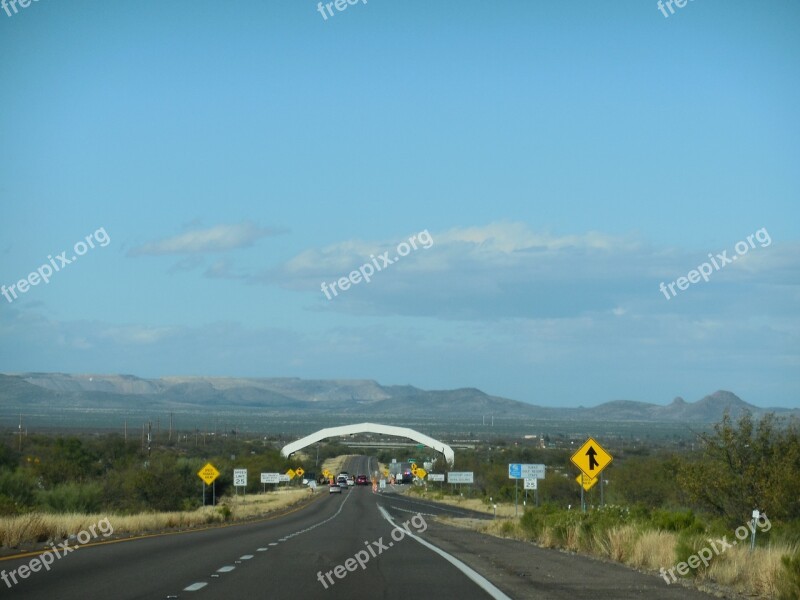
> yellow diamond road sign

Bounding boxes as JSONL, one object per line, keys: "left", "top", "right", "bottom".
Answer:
{"left": 295, "top": 467, "right": 305, "bottom": 477}
{"left": 415, "top": 467, "right": 427, "bottom": 479}
{"left": 576, "top": 473, "right": 599, "bottom": 491}
{"left": 197, "top": 462, "right": 220, "bottom": 485}
{"left": 286, "top": 468, "right": 296, "bottom": 480}
{"left": 570, "top": 437, "right": 612, "bottom": 479}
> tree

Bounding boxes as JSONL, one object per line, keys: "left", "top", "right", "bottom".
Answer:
{"left": 678, "top": 412, "right": 800, "bottom": 523}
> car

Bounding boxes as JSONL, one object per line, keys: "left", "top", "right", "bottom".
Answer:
{"left": 356, "top": 474, "right": 368, "bottom": 485}
{"left": 337, "top": 476, "right": 349, "bottom": 490}
{"left": 347, "top": 476, "right": 355, "bottom": 486}
{"left": 329, "top": 481, "right": 342, "bottom": 494}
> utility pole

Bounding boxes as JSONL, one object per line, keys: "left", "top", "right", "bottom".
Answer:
{"left": 147, "top": 421, "right": 152, "bottom": 456}
{"left": 168, "top": 413, "right": 173, "bottom": 442}
{"left": 17, "top": 414, "right": 23, "bottom": 452}
{"left": 124, "top": 418, "right": 128, "bottom": 443}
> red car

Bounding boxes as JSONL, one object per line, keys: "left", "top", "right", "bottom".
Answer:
{"left": 356, "top": 474, "right": 368, "bottom": 485}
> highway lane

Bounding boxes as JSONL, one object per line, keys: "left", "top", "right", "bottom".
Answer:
{"left": 0, "top": 456, "right": 503, "bottom": 599}
{"left": 0, "top": 455, "right": 718, "bottom": 599}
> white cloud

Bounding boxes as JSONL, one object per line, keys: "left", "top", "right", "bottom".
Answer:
{"left": 130, "top": 222, "right": 284, "bottom": 256}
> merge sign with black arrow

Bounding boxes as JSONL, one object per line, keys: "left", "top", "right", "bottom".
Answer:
{"left": 570, "top": 437, "right": 612, "bottom": 479}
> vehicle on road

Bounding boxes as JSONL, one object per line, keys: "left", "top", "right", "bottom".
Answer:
{"left": 337, "top": 475, "right": 349, "bottom": 490}
{"left": 329, "top": 482, "right": 342, "bottom": 494}
{"left": 356, "top": 474, "right": 368, "bottom": 485}
{"left": 347, "top": 475, "right": 355, "bottom": 486}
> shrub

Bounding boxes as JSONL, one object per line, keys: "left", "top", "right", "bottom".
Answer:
{"left": 37, "top": 482, "right": 104, "bottom": 513}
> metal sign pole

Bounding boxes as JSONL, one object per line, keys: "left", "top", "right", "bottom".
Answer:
{"left": 750, "top": 510, "right": 759, "bottom": 551}
{"left": 581, "top": 480, "right": 585, "bottom": 513}
{"left": 202, "top": 482, "right": 205, "bottom": 507}
{"left": 600, "top": 476, "right": 604, "bottom": 507}
{"left": 515, "top": 478, "right": 519, "bottom": 517}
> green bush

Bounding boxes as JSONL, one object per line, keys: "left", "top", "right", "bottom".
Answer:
{"left": 0, "top": 468, "right": 36, "bottom": 513}
{"left": 652, "top": 509, "right": 706, "bottom": 534}
{"left": 672, "top": 533, "right": 710, "bottom": 578}
{"left": 37, "top": 482, "right": 104, "bottom": 513}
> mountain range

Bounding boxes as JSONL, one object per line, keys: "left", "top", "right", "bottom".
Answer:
{"left": 0, "top": 372, "right": 796, "bottom": 426}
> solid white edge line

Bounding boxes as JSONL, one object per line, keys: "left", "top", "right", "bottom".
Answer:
{"left": 377, "top": 505, "right": 512, "bottom": 600}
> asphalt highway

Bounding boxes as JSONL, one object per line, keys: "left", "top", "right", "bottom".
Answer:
{"left": 0, "top": 456, "right": 718, "bottom": 599}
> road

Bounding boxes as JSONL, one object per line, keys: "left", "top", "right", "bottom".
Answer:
{"left": 0, "top": 456, "right": 718, "bottom": 599}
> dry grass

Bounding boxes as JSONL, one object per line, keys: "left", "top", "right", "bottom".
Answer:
{"left": 220, "top": 487, "right": 314, "bottom": 519}
{"left": 427, "top": 494, "right": 794, "bottom": 600}
{"left": 627, "top": 529, "right": 677, "bottom": 571}
{"left": 0, "top": 487, "right": 313, "bottom": 549}
{"left": 699, "top": 541, "right": 796, "bottom": 599}
{"left": 320, "top": 454, "right": 353, "bottom": 479}
{"left": 410, "top": 489, "right": 516, "bottom": 518}
{"left": 594, "top": 525, "right": 639, "bottom": 562}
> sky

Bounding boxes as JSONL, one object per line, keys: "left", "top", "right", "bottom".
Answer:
{"left": 1, "top": 0, "right": 798, "bottom": 408}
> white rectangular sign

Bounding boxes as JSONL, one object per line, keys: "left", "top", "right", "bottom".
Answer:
{"left": 261, "top": 472, "right": 280, "bottom": 484}
{"left": 278, "top": 474, "right": 290, "bottom": 482}
{"left": 524, "top": 478, "right": 538, "bottom": 490}
{"left": 233, "top": 469, "right": 248, "bottom": 487}
{"left": 428, "top": 473, "right": 445, "bottom": 482}
{"left": 447, "top": 471, "right": 474, "bottom": 484}
{"left": 509, "top": 463, "right": 546, "bottom": 479}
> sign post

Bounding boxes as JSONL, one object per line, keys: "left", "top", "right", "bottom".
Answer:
{"left": 570, "top": 438, "right": 612, "bottom": 512}
{"left": 751, "top": 510, "right": 760, "bottom": 551}
{"left": 509, "top": 464, "right": 546, "bottom": 516}
{"left": 233, "top": 468, "right": 248, "bottom": 502}
{"left": 261, "top": 472, "right": 280, "bottom": 493}
{"left": 197, "top": 462, "right": 220, "bottom": 507}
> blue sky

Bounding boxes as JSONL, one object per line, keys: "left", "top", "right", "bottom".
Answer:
{"left": 1, "top": 0, "right": 798, "bottom": 408}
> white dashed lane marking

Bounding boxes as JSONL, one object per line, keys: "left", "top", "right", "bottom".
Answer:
{"left": 178, "top": 482, "right": 353, "bottom": 595}
{"left": 184, "top": 582, "right": 208, "bottom": 591}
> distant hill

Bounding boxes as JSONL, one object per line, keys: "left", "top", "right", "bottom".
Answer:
{"left": 0, "top": 373, "right": 795, "bottom": 428}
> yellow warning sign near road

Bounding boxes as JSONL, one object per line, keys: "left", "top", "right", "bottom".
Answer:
{"left": 197, "top": 462, "right": 220, "bottom": 485}
{"left": 570, "top": 437, "right": 612, "bottom": 479}
{"left": 415, "top": 467, "right": 427, "bottom": 479}
{"left": 286, "top": 468, "right": 296, "bottom": 480}
{"left": 575, "top": 473, "right": 598, "bottom": 491}
{"left": 295, "top": 467, "right": 305, "bottom": 477}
